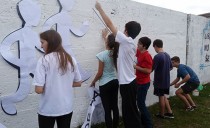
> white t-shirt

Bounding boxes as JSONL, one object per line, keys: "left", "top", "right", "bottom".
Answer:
{"left": 33, "top": 52, "right": 81, "bottom": 116}
{"left": 115, "top": 31, "right": 136, "bottom": 84}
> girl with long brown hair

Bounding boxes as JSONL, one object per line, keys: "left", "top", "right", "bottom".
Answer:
{"left": 33, "top": 30, "right": 81, "bottom": 128}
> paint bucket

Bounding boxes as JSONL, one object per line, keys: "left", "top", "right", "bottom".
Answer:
{"left": 197, "top": 84, "right": 203, "bottom": 91}
{"left": 192, "top": 89, "right": 199, "bottom": 96}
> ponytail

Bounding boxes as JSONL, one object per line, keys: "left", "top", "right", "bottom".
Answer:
{"left": 107, "top": 34, "right": 119, "bottom": 70}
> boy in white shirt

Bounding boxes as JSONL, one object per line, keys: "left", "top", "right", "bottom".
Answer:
{"left": 95, "top": 1, "right": 142, "bottom": 128}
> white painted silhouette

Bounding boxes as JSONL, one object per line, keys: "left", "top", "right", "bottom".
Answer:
{"left": 0, "top": 0, "right": 41, "bottom": 115}
{"left": 0, "top": 123, "right": 6, "bottom": 128}
{"left": 43, "top": 0, "right": 91, "bottom": 81}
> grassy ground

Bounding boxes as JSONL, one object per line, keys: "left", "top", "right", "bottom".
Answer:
{"left": 85, "top": 84, "right": 210, "bottom": 128}
{"left": 149, "top": 84, "right": 210, "bottom": 128}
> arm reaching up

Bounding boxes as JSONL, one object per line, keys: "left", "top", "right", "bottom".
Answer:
{"left": 95, "top": 1, "right": 117, "bottom": 36}
{"left": 102, "top": 28, "right": 109, "bottom": 41}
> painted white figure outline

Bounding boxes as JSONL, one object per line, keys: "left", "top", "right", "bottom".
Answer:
{"left": 0, "top": 123, "right": 6, "bottom": 128}
{"left": 42, "top": 0, "right": 91, "bottom": 81}
{"left": 0, "top": 0, "right": 41, "bottom": 115}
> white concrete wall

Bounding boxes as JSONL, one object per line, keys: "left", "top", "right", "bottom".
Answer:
{"left": 0, "top": 0, "right": 209, "bottom": 128}
{"left": 187, "top": 14, "right": 210, "bottom": 84}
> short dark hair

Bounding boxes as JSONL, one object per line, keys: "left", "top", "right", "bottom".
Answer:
{"left": 125, "top": 21, "right": 141, "bottom": 39}
{"left": 153, "top": 39, "right": 163, "bottom": 48}
{"left": 171, "top": 56, "right": 180, "bottom": 63}
{"left": 138, "top": 37, "right": 151, "bottom": 50}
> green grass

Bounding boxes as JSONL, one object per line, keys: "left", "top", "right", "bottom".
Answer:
{"left": 149, "top": 84, "right": 210, "bottom": 128}
{"left": 81, "top": 84, "right": 210, "bottom": 128}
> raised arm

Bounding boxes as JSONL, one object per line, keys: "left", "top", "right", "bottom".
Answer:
{"left": 95, "top": 1, "right": 117, "bottom": 36}
{"left": 102, "top": 28, "right": 109, "bottom": 41}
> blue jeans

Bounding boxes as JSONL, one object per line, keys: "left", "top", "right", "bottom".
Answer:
{"left": 137, "top": 82, "right": 153, "bottom": 128}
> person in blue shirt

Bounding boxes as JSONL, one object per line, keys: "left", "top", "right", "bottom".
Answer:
{"left": 170, "top": 56, "right": 200, "bottom": 111}
{"left": 152, "top": 39, "right": 174, "bottom": 119}
{"left": 91, "top": 28, "right": 119, "bottom": 128}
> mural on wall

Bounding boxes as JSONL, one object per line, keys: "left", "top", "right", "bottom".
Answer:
{"left": 200, "top": 21, "right": 210, "bottom": 70}
{"left": 42, "top": 0, "right": 91, "bottom": 81}
{"left": 0, "top": 0, "right": 90, "bottom": 119}
{"left": 0, "top": 123, "right": 6, "bottom": 128}
{"left": 0, "top": 0, "right": 91, "bottom": 126}
{"left": 0, "top": 0, "right": 41, "bottom": 115}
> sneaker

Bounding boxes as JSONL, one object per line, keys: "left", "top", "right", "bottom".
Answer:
{"left": 186, "top": 106, "right": 194, "bottom": 111}
{"left": 164, "top": 113, "right": 174, "bottom": 119}
{"left": 155, "top": 113, "right": 165, "bottom": 119}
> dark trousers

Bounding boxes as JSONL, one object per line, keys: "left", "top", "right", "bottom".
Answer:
{"left": 137, "top": 82, "right": 153, "bottom": 128}
{"left": 38, "top": 112, "right": 72, "bottom": 128}
{"left": 100, "top": 79, "right": 119, "bottom": 128}
{"left": 120, "top": 79, "right": 142, "bottom": 128}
